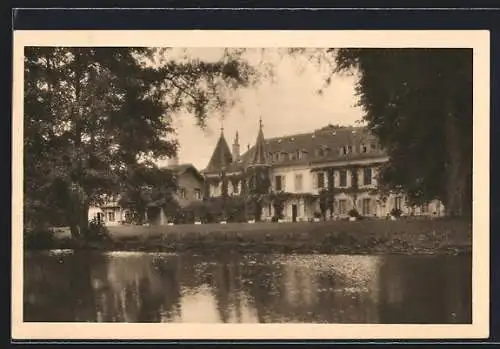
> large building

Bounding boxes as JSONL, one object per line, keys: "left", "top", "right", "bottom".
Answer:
{"left": 201, "top": 120, "right": 444, "bottom": 222}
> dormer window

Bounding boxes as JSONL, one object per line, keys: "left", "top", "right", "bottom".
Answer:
{"left": 290, "top": 152, "right": 297, "bottom": 160}
{"left": 282, "top": 152, "right": 289, "bottom": 161}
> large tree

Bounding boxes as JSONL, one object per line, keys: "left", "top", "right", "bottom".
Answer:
{"left": 332, "top": 48, "right": 473, "bottom": 218}
{"left": 24, "top": 47, "right": 256, "bottom": 238}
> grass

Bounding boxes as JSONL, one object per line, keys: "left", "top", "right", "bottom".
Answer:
{"left": 43, "top": 218, "right": 472, "bottom": 255}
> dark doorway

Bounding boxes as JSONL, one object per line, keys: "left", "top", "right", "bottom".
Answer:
{"left": 96, "top": 212, "right": 103, "bottom": 223}
{"left": 292, "top": 204, "right": 298, "bottom": 223}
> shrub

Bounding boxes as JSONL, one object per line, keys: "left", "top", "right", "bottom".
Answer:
{"left": 24, "top": 227, "right": 55, "bottom": 249}
{"left": 348, "top": 208, "right": 360, "bottom": 218}
{"left": 86, "top": 218, "right": 111, "bottom": 242}
{"left": 390, "top": 208, "right": 403, "bottom": 217}
{"left": 313, "top": 211, "right": 322, "bottom": 219}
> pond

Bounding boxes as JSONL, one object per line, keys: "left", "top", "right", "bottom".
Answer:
{"left": 23, "top": 251, "right": 471, "bottom": 323}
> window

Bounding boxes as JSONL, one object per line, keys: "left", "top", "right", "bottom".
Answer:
{"left": 318, "top": 148, "right": 324, "bottom": 157}
{"left": 370, "top": 143, "right": 377, "bottom": 150}
{"left": 395, "top": 196, "right": 402, "bottom": 210}
{"left": 339, "top": 169, "right": 347, "bottom": 187}
{"left": 317, "top": 172, "right": 325, "bottom": 189}
{"left": 108, "top": 211, "right": 115, "bottom": 222}
{"left": 297, "top": 150, "right": 302, "bottom": 160}
{"left": 194, "top": 188, "right": 202, "bottom": 200}
{"left": 363, "top": 167, "right": 372, "bottom": 185}
{"left": 290, "top": 152, "right": 296, "bottom": 160}
{"left": 275, "top": 176, "right": 283, "bottom": 191}
{"left": 338, "top": 199, "right": 347, "bottom": 214}
{"left": 295, "top": 174, "right": 303, "bottom": 191}
{"left": 179, "top": 187, "right": 186, "bottom": 198}
{"left": 232, "top": 182, "right": 239, "bottom": 195}
{"left": 362, "top": 198, "right": 371, "bottom": 215}
{"left": 361, "top": 144, "right": 368, "bottom": 153}
{"left": 283, "top": 152, "right": 289, "bottom": 161}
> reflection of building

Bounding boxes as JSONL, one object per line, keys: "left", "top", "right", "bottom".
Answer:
{"left": 202, "top": 119, "right": 445, "bottom": 221}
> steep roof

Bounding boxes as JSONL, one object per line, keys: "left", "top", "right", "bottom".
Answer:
{"left": 202, "top": 132, "right": 234, "bottom": 173}
{"left": 165, "top": 163, "right": 204, "bottom": 181}
{"left": 239, "top": 125, "right": 387, "bottom": 168}
{"left": 248, "top": 119, "right": 269, "bottom": 166}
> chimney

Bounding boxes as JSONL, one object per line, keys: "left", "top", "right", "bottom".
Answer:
{"left": 168, "top": 153, "right": 180, "bottom": 166}
{"left": 232, "top": 131, "right": 240, "bottom": 161}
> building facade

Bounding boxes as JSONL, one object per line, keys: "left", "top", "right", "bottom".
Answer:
{"left": 202, "top": 120, "right": 444, "bottom": 222}
{"left": 88, "top": 163, "right": 205, "bottom": 226}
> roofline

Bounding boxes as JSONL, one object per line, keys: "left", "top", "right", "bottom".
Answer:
{"left": 173, "top": 164, "right": 205, "bottom": 181}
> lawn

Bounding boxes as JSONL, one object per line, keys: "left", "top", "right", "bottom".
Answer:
{"left": 44, "top": 218, "right": 472, "bottom": 255}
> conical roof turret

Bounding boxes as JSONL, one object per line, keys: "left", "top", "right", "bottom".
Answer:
{"left": 249, "top": 116, "right": 269, "bottom": 167}
{"left": 204, "top": 125, "right": 233, "bottom": 172}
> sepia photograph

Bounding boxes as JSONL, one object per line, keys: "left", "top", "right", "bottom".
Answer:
{"left": 12, "top": 30, "right": 489, "bottom": 340}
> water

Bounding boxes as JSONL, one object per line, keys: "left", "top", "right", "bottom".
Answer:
{"left": 23, "top": 250, "right": 471, "bottom": 323}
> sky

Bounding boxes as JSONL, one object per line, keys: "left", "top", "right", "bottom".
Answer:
{"left": 157, "top": 48, "right": 364, "bottom": 170}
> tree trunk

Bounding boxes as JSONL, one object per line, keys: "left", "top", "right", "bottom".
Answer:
{"left": 79, "top": 199, "right": 90, "bottom": 237}
{"left": 444, "top": 104, "right": 467, "bottom": 217}
{"left": 67, "top": 190, "right": 82, "bottom": 240}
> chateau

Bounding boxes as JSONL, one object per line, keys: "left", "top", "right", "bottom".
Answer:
{"left": 89, "top": 120, "right": 444, "bottom": 226}
{"left": 201, "top": 120, "right": 444, "bottom": 222}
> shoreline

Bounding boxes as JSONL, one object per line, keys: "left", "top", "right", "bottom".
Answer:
{"left": 28, "top": 218, "right": 472, "bottom": 256}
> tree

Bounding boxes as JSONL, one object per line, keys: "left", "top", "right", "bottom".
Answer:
{"left": 117, "top": 163, "right": 178, "bottom": 225}
{"left": 245, "top": 166, "right": 271, "bottom": 221}
{"left": 333, "top": 48, "right": 472, "bottom": 218}
{"left": 24, "top": 47, "right": 256, "bottom": 238}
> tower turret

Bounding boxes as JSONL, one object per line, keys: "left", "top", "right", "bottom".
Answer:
{"left": 232, "top": 131, "right": 240, "bottom": 162}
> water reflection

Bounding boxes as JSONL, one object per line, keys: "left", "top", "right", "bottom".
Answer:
{"left": 24, "top": 251, "right": 471, "bottom": 324}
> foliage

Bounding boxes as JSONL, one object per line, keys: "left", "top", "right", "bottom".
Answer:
{"left": 333, "top": 48, "right": 472, "bottom": 217}
{"left": 267, "top": 191, "right": 292, "bottom": 219}
{"left": 348, "top": 208, "right": 360, "bottom": 218}
{"left": 24, "top": 47, "right": 257, "bottom": 239}
{"left": 24, "top": 227, "right": 56, "bottom": 250}
{"left": 86, "top": 218, "right": 112, "bottom": 242}
{"left": 245, "top": 166, "right": 271, "bottom": 221}
{"left": 318, "top": 188, "right": 334, "bottom": 219}
{"left": 391, "top": 208, "right": 403, "bottom": 218}
{"left": 118, "top": 164, "right": 179, "bottom": 224}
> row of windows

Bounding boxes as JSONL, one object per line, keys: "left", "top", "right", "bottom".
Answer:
{"left": 178, "top": 187, "right": 202, "bottom": 199}
{"left": 266, "top": 143, "right": 379, "bottom": 163}
{"left": 274, "top": 168, "right": 373, "bottom": 192}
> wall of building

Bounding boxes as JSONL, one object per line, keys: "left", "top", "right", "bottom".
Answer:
{"left": 88, "top": 206, "right": 129, "bottom": 226}
{"left": 176, "top": 170, "right": 204, "bottom": 207}
{"left": 271, "top": 165, "right": 310, "bottom": 193}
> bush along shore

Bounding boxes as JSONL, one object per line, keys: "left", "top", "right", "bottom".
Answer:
{"left": 25, "top": 218, "right": 472, "bottom": 256}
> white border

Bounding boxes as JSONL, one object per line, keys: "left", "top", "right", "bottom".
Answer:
{"left": 12, "top": 30, "right": 490, "bottom": 340}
